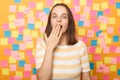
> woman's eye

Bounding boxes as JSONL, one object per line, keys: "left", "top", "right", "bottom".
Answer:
{"left": 52, "top": 16, "right": 57, "bottom": 18}
{"left": 62, "top": 16, "right": 67, "bottom": 19}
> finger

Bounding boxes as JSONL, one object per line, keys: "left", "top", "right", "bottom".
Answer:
{"left": 54, "top": 24, "right": 61, "bottom": 36}
{"left": 50, "top": 24, "right": 57, "bottom": 36}
{"left": 58, "top": 28, "right": 62, "bottom": 39}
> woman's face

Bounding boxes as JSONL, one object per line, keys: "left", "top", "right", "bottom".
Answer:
{"left": 51, "top": 6, "right": 68, "bottom": 34}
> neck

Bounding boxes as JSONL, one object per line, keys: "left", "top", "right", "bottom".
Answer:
{"left": 59, "top": 33, "right": 67, "bottom": 45}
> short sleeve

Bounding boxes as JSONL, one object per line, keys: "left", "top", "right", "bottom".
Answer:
{"left": 35, "top": 40, "right": 46, "bottom": 69}
{"left": 80, "top": 41, "right": 90, "bottom": 72}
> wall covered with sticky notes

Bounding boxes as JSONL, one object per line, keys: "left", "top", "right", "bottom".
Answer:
{"left": 0, "top": 0, "right": 120, "bottom": 80}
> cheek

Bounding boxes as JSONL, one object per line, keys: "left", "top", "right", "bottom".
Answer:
{"left": 51, "top": 19, "right": 57, "bottom": 27}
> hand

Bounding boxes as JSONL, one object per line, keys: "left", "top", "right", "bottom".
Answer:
{"left": 44, "top": 23, "right": 62, "bottom": 51}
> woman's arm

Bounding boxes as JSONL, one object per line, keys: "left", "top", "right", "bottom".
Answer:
{"left": 37, "top": 47, "right": 53, "bottom": 80}
{"left": 82, "top": 72, "right": 91, "bottom": 80}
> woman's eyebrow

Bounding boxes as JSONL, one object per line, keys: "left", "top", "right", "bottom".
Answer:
{"left": 51, "top": 13, "right": 67, "bottom": 15}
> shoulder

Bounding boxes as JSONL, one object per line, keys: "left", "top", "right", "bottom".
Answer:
{"left": 77, "top": 40, "right": 87, "bottom": 47}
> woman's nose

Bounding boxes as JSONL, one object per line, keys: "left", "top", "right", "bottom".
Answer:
{"left": 57, "top": 17, "right": 61, "bottom": 22}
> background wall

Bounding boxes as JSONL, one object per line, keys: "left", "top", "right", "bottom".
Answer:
{"left": 0, "top": 0, "right": 120, "bottom": 80}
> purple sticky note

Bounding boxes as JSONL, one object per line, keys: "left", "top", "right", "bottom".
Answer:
{"left": 2, "top": 23, "right": 9, "bottom": 30}
{"left": 4, "top": 48, "right": 11, "bottom": 56}
{"left": 28, "top": 2, "right": 36, "bottom": 8}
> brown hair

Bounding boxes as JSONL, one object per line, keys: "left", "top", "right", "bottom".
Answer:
{"left": 45, "top": 3, "right": 77, "bottom": 45}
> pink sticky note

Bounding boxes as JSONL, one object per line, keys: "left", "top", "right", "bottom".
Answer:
{"left": 9, "top": 5, "right": 17, "bottom": 12}
{"left": 103, "top": 47, "right": 109, "bottom": 54}
{"left": 70, "top": 8, "right": 75, "bottom": 15}
{"left": 104, "top": 8, "right": 110, "bottom": 14}
{"left": 94, "top": 54, "right": 101, "bottom": 61}
{"left": 4, "top": 48, "right": 10, "bottom": 56}
{"left": 0, "top": 60, "right": 8, "bottom": 67}
{"left": 87, "top": 0, "right": 92, "bottom": 6}
{"left": 39, "top": 12, "right": 48, "bottom": 22}
{"left": 116, "top": 47, "right": 120, "bottom": 53}
{"left": 110, "top": 46, "right": 116, "bottom": 52}
{"left": 87, "top": 30, "right": 94, "bottom": 37}
{"left": 46, "top": 0, "right": 53, "bottom": 6}
{"left": 24, "top": 64, "right": 31, "bottom": 71}
{"left": 107, "top": 27, "right": 113, "bottom": 34}
{"left": 8, "top": 37, "right": 15, "bottom": 44}
{"left": 28, "top": 2, "right": 36, "bottom": 8}
{"left": 24, "top": 71, "right": 30, "bottom": 78}
{"left": 31, "top": 75, "right": 37, "bottom": 80}
{"left": 113, "top": 78, "right": 120, "bottom": 80}
{"left": 24, "top": 8, "right": 31, "bottom": 14}
{"left": 84, "top": 6, "right": 90, "bottom": 13}
{"left": 73, "top": 0, "right": 80, "bottom": 5}
{"left": 40, "top": 26, "right": 46, "bottom": 33}
{"left": 89, "top": 46, "right": 96, "bottom": 53}
{"left": 103, "top": 75, "right": 110, "bottom": 80}
{"left": 19, "top": 43, "right": 26, "bottom": 50}
{"left": 98, "top": 16, "right": 108, "bottom": 24}
{"left": 96, "top": 67, "right": 103, "bottom": 72}
{"left": 118, "top": 27, "right": 120, "bottom": 33}
{"left": 23, "top": 36, "right": 32, "bottom": 41}
{"left": 10, "top": 64, "right": 16, "bottom": 71}
{"left": 80, "top": 14, "right": 86, "bottom": 21}
{"left": 91, "top": 76, "right": 97, "bottom": 80}
{"left": 28, "top": 17, "right": 35, "bottom": 24}
{"left": 14, "top": 19, "right": 25, "bottom": 27}
{"left": 30, "top": 57, "right": 35, "bottom": 64}
{"left": 110, "top": 57, "right": 117, "bottom": 64}
{"left": 26, "top": 50, "right": 32, "bottom": 56}
{"left": 18, "top": 27, "right": 24, "bottom": 34}
{"left": 109, "top": 0, "right": 115, "bottom": 5}
{"left": 14, "top": 76, "right": 21, "bottom": 80}
{"left": 36, "top": 11, "right": 40, "bottom": 18}
{"left": 2, "top": 23, "right": 9, "bottom": 30}
{"left": 10, "top": 77, "right": 14, "bottom": 80}
{"left": 92, "top": 26, "right": 99, "bottom": 32}
{"left": 100, "top": 41, "right": 106, "bottom": 48}
{"left": 90, "top": 17, "right": 96, "bottom": 25}
{"left": 82, "top": 36, "right": 88, "bottom": 43}
{"left": 90, "top": 10, "right": 97, "bottom": 17}
{"left": 16, "top": 12, "right": 24, "bottom": 19}
{"left": 74, "top": 5, "right": 80, "bottom": 12}
{"left": 11, "top": 51, "right": 21, "bottom": 60}
{"left": 74, "top": 14, "right": 80, "bottom": 21}
{"left": 103, "top": 66, "right": 109, "bottom": 73}
{"left": 84, "top": 20, "right": 90, "bottom": 27}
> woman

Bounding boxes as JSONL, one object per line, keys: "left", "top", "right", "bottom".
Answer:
{"left": 35, "top": 3, "right": 91, "bottom": 80}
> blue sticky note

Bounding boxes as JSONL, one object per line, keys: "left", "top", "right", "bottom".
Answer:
{"left": 4, "top": 31, "right": 11, "bottom": 37}
{"left": 16, "top": 34, "right": 23, "bottom": 41}
{"left": 91, "top": 40, "right": 97, "bottom": 46}
{"left": 12, "top": 44, "right": 19, "bottom": 50}
{"left": 97, "top": 11, "right": 103, "bottom": 17}
{"left": 18, "top": 60, "right": 25, "bottom": 67}
{"left": 113, "top": 36, "right": 119, "bottom": 42}
{"left": 90, "top": 63, "right": 94, "bottom": 70}
{"left": 96, "top": 30, "right": 102, "bottom": 37}
{"left": 118, "top": 69, "right": 120, "bottom": 75}
{"left": 32, "top": 68, "right": 36, "bottom": 74}
{"left": 116, "top": 2, "right": 120, "bottom": 8}
{"left": 14, "top": 0, "right": 21, "bottom": 3}
{"left": 28, "top": 24, "right": 34, "bottom": 30}
{"left": 78, "top": 21, "right": 84, "bottom": 26}
{"left": 43, "top": 8, "right": 50, "bottom": 14}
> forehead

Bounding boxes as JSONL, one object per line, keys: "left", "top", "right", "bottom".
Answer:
{"left": 51, "top": 6, "right": 68, "bottom": 14}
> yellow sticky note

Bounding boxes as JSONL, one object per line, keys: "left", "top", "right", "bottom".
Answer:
{"left": 101, "top": 2, "right": 108, "bottom": 9}
{"left": 105, "top": 37, "right": 112, "bottom": 44}
{"left": 90, "top": 70, "right": 93, "bottom": 76}
{"left": 35, "top": 21, "right": 42, "bottom": 29}
{"left": 109, "top": 17, "right": 116, "bottom": 24}
{"left": 32, "top": 49, "right": 36, "bottom": 56}
{"left": 96, "top": 61, "right": 103, "bottom": 68}
{"left": 26, "top": 42, "right": 33, "bottom": 48}
{"left": 95, "top": 47, "right": 102, "bottom": 54}
{"left": 8, "top": 14, "right": 16, "bottom": 21}
{"left": 80, "top": 0, "right": 86, "bottom": 6}
{"left": 2, "top": 68, "right": 9, "bottom": 75}
{"left": 0, "top": 38, "right": 8, "bottom": 45}
{"left": 89, "top": 54, "right": 92, "bottom": 61}
{"left": 11, "top": 30, "right": 19, "bottom": 38}
{"left": 43, "top": 22, "right": 47, "bottom": 26}
{"left": 110, "top": 65, "right": 116, "bottom": 71}
{"left": 18, "top": 5, "right": 26, "bottom": 12}
{"left": 36, "top": 2, "right": 43, "bottom": 10}
{"left": 26, "top": 11, "right": 34, "bottom": 17}
{"left": 100, "top": 23, "right": 107, "bottom": 30}
{"left": 16, "top": 71, "right": 23, "bottom": 77}
{"left": 9, "top": 57, "right": 16, "bottom": 63}
{"left": 104, "top": 57, "right": 110, "bottom": 64}
{"left": 23, "top": 29, "right": 30, "bottom": 36}
{"left": 19, "top": 52, "right": 24, "bottom": 59}
{"left": 9, "top": 22, "right": 16, "bottom": 29}
{"left": 64, "top": 0, "right": 71, "bottom": 4}
{"left": 97, "top": 39, "right": 100, "bottom": 45}
{"left": 31, "top": 30, "right": 38, "bottom": 38}
{"left": 78, "top": 28, "right": 86, "bottom": 36}
{"left": 54, "top": 0, "right": 62, "bottom": 4}
{"left": 92, "top": 3, "right": 100, "bottom": 10}
{"left": 117, "top": 9, "right": 120, "bottom": 16}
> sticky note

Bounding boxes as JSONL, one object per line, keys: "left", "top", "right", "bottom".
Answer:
{"left": 103, "top": 75, "right": 109, "bottom": 80}
{"left": 32, "top": 68, "right": 36, "bottom": 74}
{"left": 54, "top": 0, "right": 62, "bottom": 4}
{"left": 94, "top": 54, "right": 101, "bottom": 61}
{"left": 31, "top": 30, "right": 38, "bottom": 38}
{"left": 4, "top": 48, "right": 10, "bottom": 56}
{"left": 24, "top": 64, "right": 31, "bottom": 71}
{"left": 103, "top": 47, "right": 109, "bottom": 53}
{"left": 74, "top": 5, "right": 80, "bottom": 13}
{"left": 9, "top": 5, "right": 17, "bottom": 12}
{"left": 11, "top": 51, "right": 21, "bottom": 60}
{"left": 2, "top": 23, "right": 9, "bottom": 30}
{"left": 19, "top": 52, "right": 25, "bottom": 59}
{"left": 23, "top": 29, "right": 30, "bottom": 36}
{"left": 16, "top": 71, "right": 23, "bottom": 77}
{"left": 78, "top": 28, "right": 86, "bottom": 36}
{"left": 8, "top": 37, "right": 15, "bottom": 44}
{"left": 12, "top": 44, "right": 19, "bottom": 50}
{"left": 11, "top": 30, "right": 19, "bottom": 38}
{"left": 90, "top": 17, "right": 96, "bottom": 24}
{"left": 116, "top": 2, "right": 120, "bottom": 8}
{"left": 91, "top": 40, "right": 97, "bottom": 46}
{"left": 0, "top": 38, "right": 8, "bottom": 45}
{"left": 87, "top": 30, "right": 94, "bottom": 37}
{"left": 26, "top": 42, "right": 33, "bottom": 48}
{"left": 35, "top": 21, "right": 42, "bottom": 29}
{"left": 24, "top": 7, "right": 31, "bottom": 14}
{"left": 90, "top": 63, "right": 94, "bottom": 70}
{"left": 109, "top": 0, "right": 115, "bottom": 5}
{"left": 106, "top": 37, "right": 112, "bottom": 44}
{"left": 24, "top": 71, "right": 30, "bottom": 78}
{"left": 28, "top": 2, "right": 36, "bottom": 8}
{"left": 104, "top": 8, "right": 110, "bottom": 14}
{"left": 90, "top": 10, "right": 97, "bottom": 17}
{"left": 110, "top": 65, "right": 116, "bottom": 71}
{"left": 87, "top": 0, "right": 92, "bottom": 6}
{"left": 95, "top": 47, "right": 102, "bottom": 54}
{"left": 96, "top": 61, "right": 103, "bottom": 68}
{"left": 18, "top": 60, "right": 25, "bottom": 67}
{"left": 98, "top": 16, "right": 108, "bottom": 24}
{"left": 26, "top": 50, "right": 32, "bottom": 56}
{"left": 28, "top": 17, "right": 35, "bottom": 24}
{"left": 2, "top": 68, "right": 9, "bottom": 75}
{"left": 111, "top": 57, "right": 117, "bottom": 64}
{"left": 17, "top": 34, "right": 23, "bottom": 41}
{"left": 89, "top": 46, "right": 96, "bottom": 53}
{"left": 9, "top": 22, "right": 16, "bottom": 29}
{"left": 103, "top": 66, "right": 109, "bottom": 73}
{"left": 46, "top": 0, "right": 53, "bottom": 6}
{"left": 16, "top": 12, "right": 24, "bottom": 18}
{"left": 4, "top": 30, "right": 11, "bottom": 37}
{"left": 104, "top": 57, "right": 111, "bottom": 64}
{"left": 64, "top": 0, "right": 71, "bottom": 3}
{"left": 19, "top": 43, "right": 26, "bottom": 50}
{"left": 30, "top": 57, "right": 35, "bottom": 64}
{"left": 118, "top": 69, "right": 120, "bottom": 75}
{"left": 43, "top": 8, "right": 50, "bottom": 14}
{"left": 110, "top": 46, "right": 116, "bottom": 52}
{"left": 97, "top": 11, "right": 103, "bottom": 17}
{"left": 9, "top": 56, "right": 16, "bottom": 63}
{"left": 113, "top": 36, "right": 119, "bottom": 42}
{"left": 100, "top": 23, "right": 107, "bottom": 30}
{"left": 116, "top": 47, "right": 120, "bottom": 53}
{"left": 26, "top": 11, "right": 34, "bottom": 17}
{"left": 101, "top": 2, "right": 108, "bottom": 9}
{"left": 92, "top": 3, "right": 100, "bottom": 10}
{"left": 107, "top": 27, "right": 113, "bottom": 34}
{"left": 109, "top": 17, "right": 115, "bottom": 24}
{"left": 0, "top": 60, "right": 8, "bottom": 67}
{"left": 15, "top": 19, "right": 25, "bottom": 27}
{"left": 36, "top": 2, "right": 43, "bottom": 10}
{"left": 78, "top": 20, "right": 84, "bottom": 26}
{"left": 10, "top": 64, "right": 16, "bottom": 71}
{"left": 14, "top": 0, "right": 21, "bottom": 3}
{"left": 8, "top": 14, "right": 16, "bottom": 21}
{"left": 80, "top": 0, "right": 86, "bottom": 6}
{"left": 117, "top": 9, "right": 120, "bottom": 16}
{"left": 18, "top": 5, "right": 26, "bottom": 12}
{"left": 28, "top": 24, "right": 34, "bottom": 30}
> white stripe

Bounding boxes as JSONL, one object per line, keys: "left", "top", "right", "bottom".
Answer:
{"left": 53, "top": 59, "right": 80, "bottom": 65}
{"left": 53, "top": 68, "right": 81, "bottom": 73}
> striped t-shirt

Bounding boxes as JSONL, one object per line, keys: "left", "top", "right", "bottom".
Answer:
{"left": 35, "top": 40, "right": 90, "bottom": 80}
